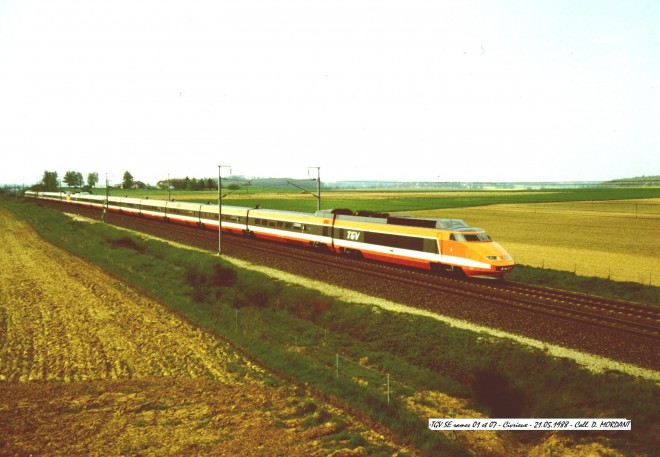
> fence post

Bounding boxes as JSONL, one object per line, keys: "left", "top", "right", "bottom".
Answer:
{"left": 387, "top": 374, "right": 390, "bottom": 405}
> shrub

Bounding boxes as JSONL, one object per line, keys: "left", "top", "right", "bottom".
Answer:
{"left": 110, "top": 236, "right": 145, "bottom": 253}
{"left": 184, "top": 261, "right": 237, "bottom": 303}
{"left": 280, "top": 287, "right": 333, "bottom": 320}
{"left": 234, "top": 273, "right": 278, "bottom": 308}
{"left": 472, "top": 363, "right": 526, "bottom": 418}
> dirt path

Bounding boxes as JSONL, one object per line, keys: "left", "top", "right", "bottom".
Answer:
{"left": 0, "top": 206, "right": 403, "bottom": 456}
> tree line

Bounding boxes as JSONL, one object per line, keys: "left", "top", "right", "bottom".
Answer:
{"left": 31, "top": 170, "right": 130, "bottom": 192}
{"left": 30, "top": 170, "right": 228, "bottom": 192}
{"left": 159, "top": 177, "right": 225, "bottom": 191}
{"left": 31, "top": 171, "right": 99, "bottom": 192}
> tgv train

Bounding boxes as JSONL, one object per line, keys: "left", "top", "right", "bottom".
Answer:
{"left": 26, "top": 191, "right": 514, "bottom": 278}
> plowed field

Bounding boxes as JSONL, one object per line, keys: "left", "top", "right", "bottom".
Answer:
{"left": 0, "top": 207, "right": 401, "bottom": 456}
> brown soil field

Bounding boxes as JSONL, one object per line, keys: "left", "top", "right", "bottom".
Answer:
{"left": 0, "top": 207, "right": 406, "bottom": 456}
{"left": 412, "top": 199, "right": 660, "bottom": 286}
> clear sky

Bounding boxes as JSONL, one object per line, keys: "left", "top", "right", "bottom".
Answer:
{"left": 1, "top": 0, "right": 659, "bottom": 186}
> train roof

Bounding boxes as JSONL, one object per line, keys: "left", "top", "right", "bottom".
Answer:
{"left": 315, "top": 209, "right": 470, "bottom": 230}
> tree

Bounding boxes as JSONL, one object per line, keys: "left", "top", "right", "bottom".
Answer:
{"left": 40, "top": 171, "right": 59, "bottom": 191}
{"left": 87, "top": 172, "right": 99, "bottom": 188}
{"left": 122, "top": 171, "right": 134, "bottom": 189}
{"left": 63, "top": 170, "right": 84, "bottom": 188}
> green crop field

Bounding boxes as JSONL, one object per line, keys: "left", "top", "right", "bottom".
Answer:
{"left": 103, "top": 186, "right": 660, "bottom": 213}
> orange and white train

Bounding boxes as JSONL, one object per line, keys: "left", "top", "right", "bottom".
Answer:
{"left": 25, "top": 191, "right": 514, "bottom": 278}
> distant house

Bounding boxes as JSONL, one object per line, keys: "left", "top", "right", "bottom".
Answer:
{"left": 131, "top": 181, "right": 146, "bottom": 189}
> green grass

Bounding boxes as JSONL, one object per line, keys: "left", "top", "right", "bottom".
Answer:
{"left": 510, "top": 265, "right": 660, "bottom": 306}
{"left": 223, "top": 187, "right": 660, "bottom": 213}
{"left": 79, "top": 186, "right": 660, "bottom": 214}
{"left": 5, "top": 197, "right": 660, "bottom": 456}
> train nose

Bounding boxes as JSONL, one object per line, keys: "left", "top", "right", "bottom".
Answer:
{"left": 464, "top": 242, "right": 514, "bottom": 277}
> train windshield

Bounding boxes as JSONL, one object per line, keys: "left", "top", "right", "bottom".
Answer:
{"left": 451, "top": 233, "right": 492, "bottom": 242}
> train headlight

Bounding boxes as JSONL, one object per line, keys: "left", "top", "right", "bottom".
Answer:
{"left": 486, "top": 256, "right": 500, "bottom": 261}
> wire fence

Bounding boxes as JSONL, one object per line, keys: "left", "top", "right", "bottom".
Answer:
{"left": 514, "top": 254, "right": 658, "bottom": 287}
{"left": 210, "top": 303, "right": 416, "bottom": 408}
{"left": 521, "top": 201, "right": 660, "bottom": 218}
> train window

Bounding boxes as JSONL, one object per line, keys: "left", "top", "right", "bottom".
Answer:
{"left": 465, "top": 233, "right": 491, "bottom": 242}
{"left": 364, "top": 231, "right": 425, "bottom": 251}
{"left": 292, "top": 223, "right": 302, "bottom": 231}
{"left": 309, "top": 225, "right": 323, "bottom": 235}
{"left": 451, "top": 233, "right": 491, "bottom": 242}
{"left": 423, "top": 239, "right": 439, "bottom": 254}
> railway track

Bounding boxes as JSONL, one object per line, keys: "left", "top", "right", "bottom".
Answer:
{"left": 226, "top": 233, "right": 660, "bottom": 339}
{"left": 44, "top": 201, "right": 660, "bottom": 342}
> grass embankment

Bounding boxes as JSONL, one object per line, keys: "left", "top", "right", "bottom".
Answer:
{"left": 508, "top": 266, "right": 660, "bottom": 306}
{"left": 6, "top": 198, "right": 660, "bottom": 456}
